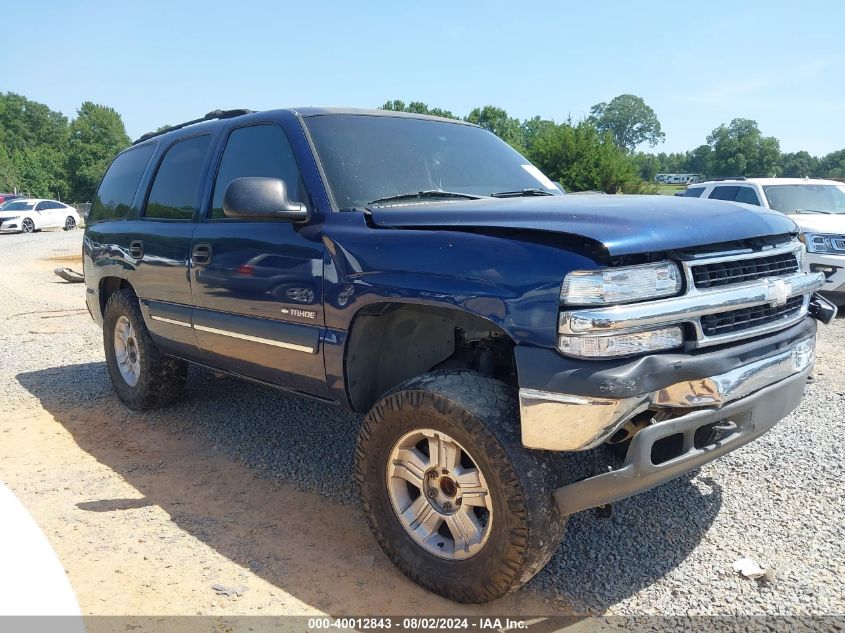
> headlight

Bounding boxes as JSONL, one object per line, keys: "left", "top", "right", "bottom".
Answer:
{"left": 799, "top": 233, "right": 845, "bottom": 254}
{"left": 561, "top": 261, "right": 682, "bottom": 305}
{"left": 1, "top": 215, "right": 19, "bottom": 222}
{"left": 558, "top": 325, "right": 684, "bottom": 358}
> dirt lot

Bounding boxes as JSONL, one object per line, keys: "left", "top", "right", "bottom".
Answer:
{"left": 1, "top": 229, "right": 843, "bottom": 619}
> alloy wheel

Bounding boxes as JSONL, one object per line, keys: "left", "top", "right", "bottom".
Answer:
{"left": 386, "top": 428, "right": 493, "bottom": 560}
{"left": 113, "top": 315, "right": 141, "bottom": 386}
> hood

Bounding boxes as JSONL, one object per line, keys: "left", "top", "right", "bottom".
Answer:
{"left": 0, "top": 211, "right": 26, "bottom": 218}
{"left": 368, "top": 195, "right": 798, "bottom": 257}
{"left": 787, "top": 213, "right": 845, "bottom": 234}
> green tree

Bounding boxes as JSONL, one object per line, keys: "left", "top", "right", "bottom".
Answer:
{"left": 0, "top": 92, "right": 68, "bottom": 153}
{"left": 520, "top": 116, "right": 556, "bottom": 153}
{"left": 706, "top": 118, "right": 780, "bottom": 177}
{"left": 66, "top": 102, "right": 130, "bottom": 201}
{"left": 779, "top": 151, "right": 820, "bottom": 177}
{"left": 632, "top": 153, "right": 660, "bottom": 181}
{"left": 0, "top": 144, "right": 19, "bottom": 192}
{"left": 0, "top": 92, "right": 70, "bottom": 196}
{"left": 686, "top": 144, "right": 712, "bottom": 175}
{"left": 589, "top": 94, "right": 665, "bottom": 152}
{"left": 10, "top": 147, "right": 68, "bottom": 198}
{"left": 465, "top": 105, "right": 525, "bottom": 152}
{"left": 527, "top": 120, "right": 637, "bottom": 193}
{"left": 820, "top": 149, "right": 845, "bottom": 179}
{"left": 379, "top": 100, "right": 458, "bottom": 120}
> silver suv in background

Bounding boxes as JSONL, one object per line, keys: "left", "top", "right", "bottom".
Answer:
{"left": 682, "top": 178, "right": 845, "bottom": 305}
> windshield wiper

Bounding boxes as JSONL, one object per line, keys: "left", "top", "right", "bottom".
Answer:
{"left": 794, "top": 208, "right": 832, "bottom": 215}
{"left": 367, "top": 190, "right": 482, "bottom": 205}
{"left": 490, "top": 188, "right": 555, "bottom": 198}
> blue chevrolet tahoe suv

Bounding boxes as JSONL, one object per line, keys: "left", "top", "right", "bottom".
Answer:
{"left": 83, "top": 107, "right": 835, "bottom": 602}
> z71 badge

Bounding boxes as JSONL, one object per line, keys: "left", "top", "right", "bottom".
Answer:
{"left": 280, "top": 307, "right": 317, "bottom": 319}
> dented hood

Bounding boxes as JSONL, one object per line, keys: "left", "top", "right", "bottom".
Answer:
{"left": 368, "top": 195, "right": 798, "bottom": 257}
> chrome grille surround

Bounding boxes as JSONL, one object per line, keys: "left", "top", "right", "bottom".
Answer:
{"left": 559, "top": 241, "right": 824, "bottom": 350}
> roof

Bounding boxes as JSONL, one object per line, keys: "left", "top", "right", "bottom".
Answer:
{"left": 289, "top": 106, "right": 474, "bottom": 126}
{"left": 132, "top": 106, "right": 475, "bottom": 145}
{"left": 4, "top": 198, "right": 62, "bottom": 204}
{"left": 695, "top": 177, "right": 843, "bottom": 186}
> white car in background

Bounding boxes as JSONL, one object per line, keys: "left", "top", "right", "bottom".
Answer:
{"left": 682, "top": 178, "right": 845, "bottom": 305}
{"left": 0, "top": 199, "right": 80, "bottom": 234}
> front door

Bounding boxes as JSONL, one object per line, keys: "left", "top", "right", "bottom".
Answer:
{"left": 189, "top": 122, "right": 327, "bottom": 397}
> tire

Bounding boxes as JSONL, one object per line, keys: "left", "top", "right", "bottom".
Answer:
{"left": 103, "top": 288, "right": 187, "bottom": 410}
{"left": 64, "top": 216, "right": 76, "bottom": 231}
{"left": 21, "top": 218, "right": 34, "bottom": 233}
{"left": 356, "top": 370, "right": 567, "bottom": 603}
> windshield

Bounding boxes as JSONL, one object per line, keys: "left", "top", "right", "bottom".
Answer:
{"left": 304, "top": 114, "right": 561, "bottom": 209}
{"left": 763, "top": 184, "right": 845, "bottom": 214}
{"left": 1, "top": 201, "right": 35, "bottom": 211}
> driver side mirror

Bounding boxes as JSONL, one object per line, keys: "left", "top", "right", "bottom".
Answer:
{"left": 222, "top": 177, "right": 309, "bottom": 222}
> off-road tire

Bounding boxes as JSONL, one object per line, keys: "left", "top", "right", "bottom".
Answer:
{"left": 356, "top": 370, "right": 567, "bottom": 603}
{"left": 103, "top": 288, "right": 186, "bottom": 410}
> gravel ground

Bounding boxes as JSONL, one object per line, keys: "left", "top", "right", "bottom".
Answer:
{"left": 0, "top": 229, "right": 843, "bottom": 616}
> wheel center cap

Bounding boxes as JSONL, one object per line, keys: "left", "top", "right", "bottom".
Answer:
{"left": 423, "top": 468, "right": 462, "bottom": 514}
{"left": 439, "top": 476, "right": 457, "bottom": 498}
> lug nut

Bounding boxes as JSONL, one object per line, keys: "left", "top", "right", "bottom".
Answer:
{"left": 442, "top": 502, "right": 451, "bottom": 510}
{"left": 428, "top": 471, "right": 438, "bottom": 479}
{"left": 427, "top": 489, "right": 436, "bottom": 498}
{"left": 456, "top": 498, "right": 462, "bottom": 506}
{"left": 441, "top": 468, "right": 448, "bottom": 475}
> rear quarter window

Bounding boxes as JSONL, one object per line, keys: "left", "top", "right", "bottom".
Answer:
{"left": 683, "top": 187, "right": 705, "bottom": 198}
{"left": 90, "top": 144, "right": 156, "bottom": 223}
{"left": 708, "top": 186, "right": 740, "bottom": 201}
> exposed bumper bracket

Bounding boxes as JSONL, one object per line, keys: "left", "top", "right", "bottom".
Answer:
{"left": 553, "top": 367, "right": 810, "bottom": 516}
{"left": 520, "top": 333, "right": 816, "bottom": 451}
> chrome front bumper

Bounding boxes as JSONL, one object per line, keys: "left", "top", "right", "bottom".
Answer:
{"left": 519, "top": 332, "right": 817, "bottom": 452}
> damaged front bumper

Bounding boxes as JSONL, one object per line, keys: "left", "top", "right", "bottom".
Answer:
{"left": 519, "top": 330, "right": 816, "bottom": 452}
{"left": 515, "top": 306, "right": 833, "bottom": 515}
{"left": 552, "top": 365, "right": 811, "bottom": 516}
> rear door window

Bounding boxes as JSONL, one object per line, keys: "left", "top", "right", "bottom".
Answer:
{"left": 144, "top": 135, "right": 212, "bottom": 220}
{"left": 735, "top": 187, "right": 762, "bottom": 206}
{"left": 90, "top": 144, "right": 156, "bottom": 223}
{"left": 708, "top": 186, "right": 740, "bottom": 201}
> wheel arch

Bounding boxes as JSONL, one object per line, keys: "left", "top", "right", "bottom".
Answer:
{"left": 98, "top": 276, "right": 135, "bottom": 318}
{"left": 344, "top": 301, "right": 517, "bottom": 413}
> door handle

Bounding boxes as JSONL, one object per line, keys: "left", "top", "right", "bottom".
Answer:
{"left": 192, "top": 243, "right": 212, "bottom": 265}
{"left": 129, "top": 240, "right": 144, "bottom": 259}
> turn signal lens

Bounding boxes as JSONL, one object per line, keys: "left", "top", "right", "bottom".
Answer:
{"left": 558, "top": 326, "right": 684, "bottom": 358}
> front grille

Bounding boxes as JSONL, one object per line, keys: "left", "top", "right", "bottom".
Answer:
{"left": 700, "top": 296, "right": 804, "bottom": 337}
{"left": 691, "top": 252, "right": 799, "bottom": 289}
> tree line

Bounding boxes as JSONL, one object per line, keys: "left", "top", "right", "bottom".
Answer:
{"left": 383, "top": 95, "right": 845, "bottom": 191}
{"left": 0, "top": 92, "right": 129, "bottom": 201}
{"left": 1, "top": 91, "right": 843, "bottom": 201}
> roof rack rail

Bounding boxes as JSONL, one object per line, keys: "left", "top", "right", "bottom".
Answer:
{"left": 132, "top": 108, "right": 255, "bottom": 145}
{"left": 701, "top": 176, "right": 747, "bottom": 182}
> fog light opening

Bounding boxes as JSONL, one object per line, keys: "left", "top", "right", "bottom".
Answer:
{"left": 651, "top": 433, "right": 684, "bottom": 465}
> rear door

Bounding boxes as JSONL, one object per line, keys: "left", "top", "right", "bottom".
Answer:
{"left": 131, "top": 134, "right": 213, "bottom": 358}
{"left": 189, "top": 122, "right": 327, "bottom": 396}
{"left": 34, "top": 200, "right": 53, "bottom": 227}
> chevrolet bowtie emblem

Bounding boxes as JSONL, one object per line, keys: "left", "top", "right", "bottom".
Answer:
{"left": 765, "top": 279, "right": 791, "bottom": 307}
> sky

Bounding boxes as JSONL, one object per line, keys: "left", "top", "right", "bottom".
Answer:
{"left": 3, "top": 0, "right": 844, "bottom": 156}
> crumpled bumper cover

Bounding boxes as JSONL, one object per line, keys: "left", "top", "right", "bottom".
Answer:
{"left": 552, "top": 366, "right": 809, "bottom": 516}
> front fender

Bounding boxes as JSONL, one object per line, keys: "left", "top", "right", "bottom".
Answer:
{"left": 321, "top": 212, "right": 598, "bottom": 348}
